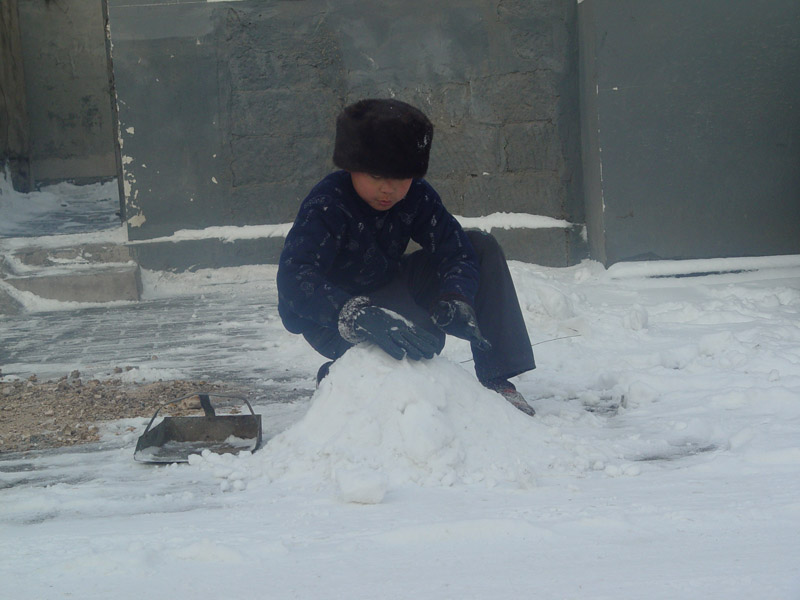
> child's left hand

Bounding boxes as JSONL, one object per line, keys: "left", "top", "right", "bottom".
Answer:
{"left": 431, "top": 299, "right": 492, "bottom": 351}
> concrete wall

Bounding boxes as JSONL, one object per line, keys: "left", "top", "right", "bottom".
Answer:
{"left": 108, "top": 0, "right": 584, "bottom": 268}
{"left": 16, "top": 0, "right": 117, "bottom": 184}
{"left": 579, "top": 0, "right": 800, "bottom": 264}
{"left": 9, "top": 0, "right": 799, "bottom": 271}
{"left": 0, "top": 0, "right": 32, "bottom": 192}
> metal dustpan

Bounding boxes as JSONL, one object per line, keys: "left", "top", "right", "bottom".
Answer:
{"left": 134, "top": 393, "right": 262, "bottom": 463}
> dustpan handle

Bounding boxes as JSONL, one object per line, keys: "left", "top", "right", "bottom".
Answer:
{"left": 140, "top": 393, "right": 257, "bottom": 436}
{"left": 199, "top": 394, "right": 215, "bottom": 417}
{"left": 203, "top": 393, "right": 258, "bottom": 417}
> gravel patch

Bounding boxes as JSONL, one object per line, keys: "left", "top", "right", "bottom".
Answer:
{"left": 0, "top": 371, "right": 252, "bottom": 453}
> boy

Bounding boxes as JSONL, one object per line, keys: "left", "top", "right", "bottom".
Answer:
{"left": 277, "top": 99, "right": 536, "bottom": 416}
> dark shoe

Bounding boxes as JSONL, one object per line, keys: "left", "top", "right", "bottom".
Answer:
{"left": 482, "top": 378, "right": 536, "bottom": 416}
{"left": 316, "top": 360, "right": 334, "bottom": 386}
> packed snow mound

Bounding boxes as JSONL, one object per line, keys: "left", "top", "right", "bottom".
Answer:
{"left": 261, "top": 346, "right": 545, "bottom": 493}
{"left": 188, "top": 344, "right": 651, "bottom": 497}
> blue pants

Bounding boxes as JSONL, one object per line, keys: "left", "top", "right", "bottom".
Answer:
{"left": 302, "top": 231, "right": 535, "bottom": 382}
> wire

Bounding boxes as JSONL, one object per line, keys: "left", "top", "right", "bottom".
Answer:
{"left": 531, "top": 333, "right": 582, "bottom": 347}
{"left": 459, "top": 333, "right": 581, "bottom": 364}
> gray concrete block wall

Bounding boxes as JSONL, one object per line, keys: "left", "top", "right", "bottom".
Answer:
{"left": 16, "top": 0, "right": 117, "bottom": 184}
{"left": 0, "top": 0, "right": 32, "bottom": 192}
{"left": 10, "top": 0, "right": 799, "bottom": 271}
{"left": 109, "top": 0, "right": 583, "bottom": 267}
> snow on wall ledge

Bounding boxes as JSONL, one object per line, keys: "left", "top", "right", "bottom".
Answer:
{"left": 608, "top": 254, "right": 800, "bottom": 279}
{"left": 126, "top": 212, "right": 574, "bottom": 245}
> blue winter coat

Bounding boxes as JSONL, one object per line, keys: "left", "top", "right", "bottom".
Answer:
{"left": 277, "top": 170, "right": 479, "bottom": 334}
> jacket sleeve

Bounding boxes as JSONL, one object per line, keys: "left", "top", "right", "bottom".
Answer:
{"left": 410, "top": 184, "right": 480, "bottom": 304}
{"left": 277, "top": 197, "right": 353, "bottom": 331}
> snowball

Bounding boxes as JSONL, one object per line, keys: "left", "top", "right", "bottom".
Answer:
{"left": 623, "top": 304, "right": 649, "bottom": 330}
{"left": 336, "top": 468, "right": 388, "bottom": 504}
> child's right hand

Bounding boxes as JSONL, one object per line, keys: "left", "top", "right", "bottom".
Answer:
{"left": 352, "top": 306, "right": 439, "bottom": 361}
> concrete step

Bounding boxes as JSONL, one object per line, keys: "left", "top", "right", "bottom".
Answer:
{"left": 1, "top": 242, "right": 142, "bottom": 307}
{"left": 0, "top": 285, "right": 24, "bottom": 315}
{"left": 3, "top": 264, "right": 142, "bottom": 303}
{"left": 11, "top": 243, "right": 134, "bottom": 268}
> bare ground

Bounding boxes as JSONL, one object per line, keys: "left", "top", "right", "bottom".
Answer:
{"left": 0, "top": 372, "right": 254, "bottom": 454}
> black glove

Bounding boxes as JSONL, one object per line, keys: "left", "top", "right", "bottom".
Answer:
{"left": 431, "top": 298, "right": 492, "bottom": 352}
{"left": 353, "top": 306, "right": 439, "bottom": 361}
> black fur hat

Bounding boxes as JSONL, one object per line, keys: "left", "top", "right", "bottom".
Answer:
{"left": 333, "top": 99, "right": 434, "bottom": 179}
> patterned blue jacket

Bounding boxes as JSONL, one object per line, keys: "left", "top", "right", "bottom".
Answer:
{"left": 277, "top": 170, "right": 479, "bottom": 334}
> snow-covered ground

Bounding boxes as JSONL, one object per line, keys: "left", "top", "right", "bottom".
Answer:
{"left": 2, "top": 180, "right": 800, "bottom": 599}
{"left": 0, "top": 171, "right": 119, "bottom": 238}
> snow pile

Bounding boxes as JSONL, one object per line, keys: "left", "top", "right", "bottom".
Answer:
{"left": 188, "top": 347, "right": 545, "bottom": 497}
{"left": 265, "top": 347, "right": 543, "bottom": 490}
{"left": 187, "top": 344, "right": 646, "bottom": 500}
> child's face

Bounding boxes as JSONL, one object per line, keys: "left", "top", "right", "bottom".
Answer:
{"left": 350, "top": 172, "right": 413, "bottom": 211}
